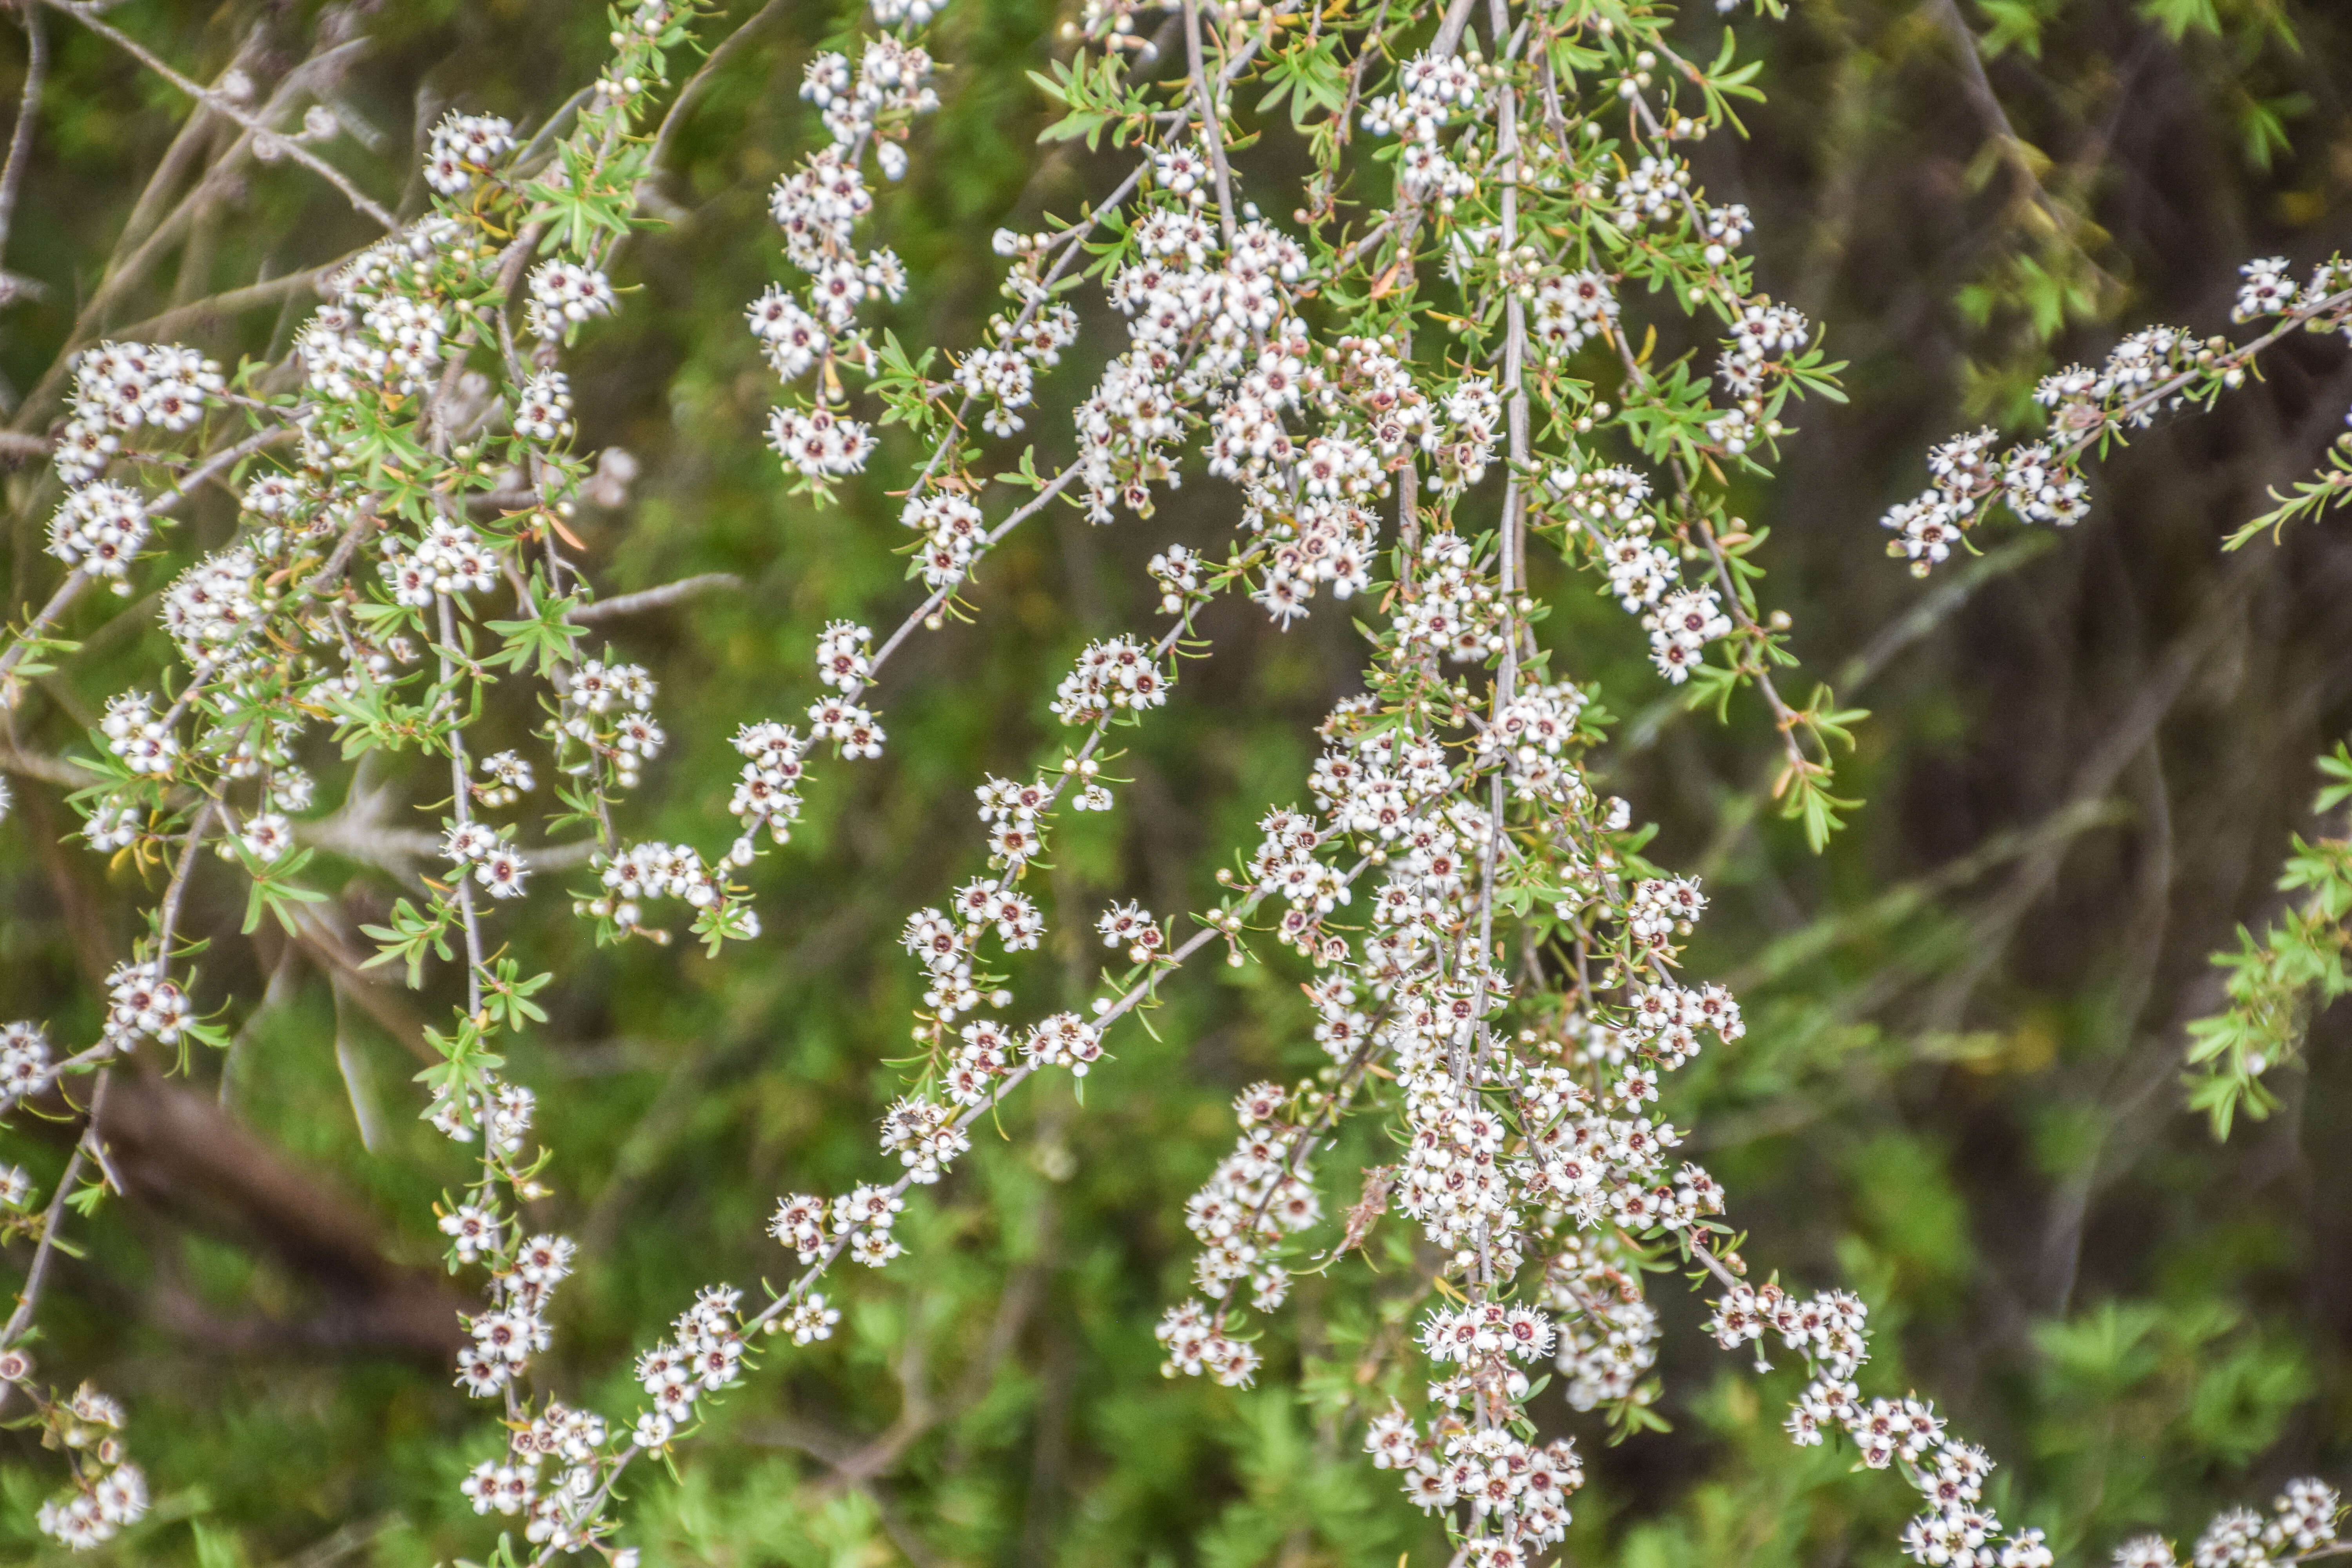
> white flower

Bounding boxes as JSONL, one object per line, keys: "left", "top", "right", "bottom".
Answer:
{"left": 815, "top": 620, "right": 874, "bottom": 690}
{"left": 47, "top": 482, "right": 152, "bottom": 591}
{"left": 747, "top": 287, "right": 827, "bottom": 380}
{"left": 768, "top": 403, "right": 877, "bottom": 479}
{"left": 425, "top": 111, "right": 515, "bottom": 194}
{"left": 784, "top": 1292, "right": 842, "bottom": 1344}
{"left": 528, "top": 261, "right": 618, "bottom": 337}
{"left": 2233, "top": 256, "right": 2298, "bottom": 322}
{"left": 514, "top": 370, "right": 573, "bottom": 443}
{"left": 438, "top": 1202, "right": 503, "bottom": 1265}
{"left": 238, "top": 812, "right": 294, "bottom": 864}
{"left": 476, "top": 846, "right": 530, "bottom": 899}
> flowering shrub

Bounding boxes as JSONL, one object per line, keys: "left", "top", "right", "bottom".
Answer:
{"left": 0, "top": 0, "right": 2346, "bottom": 1564}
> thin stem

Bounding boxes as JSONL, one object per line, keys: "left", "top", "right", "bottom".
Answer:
{"left": 1181, "top": 0, "right": 1239, "bottom": 251}
{"left": 147, "top": 416, "right": 298, "bottom": 512}
{"left": 0, "top": 0, "right": 47, "bottom": 271}
{"left": 1603, "top": 323, "right": 1815, "bottom": 777}
{"left": 0, "top": 1131, "right": 91, "bottom": 1354}
{"left": 38, "top": 0, "right": 397, "bottom": 231}
{"left": 0, "top": 569, "right": 89, "bottom": 703}
{"left": 644, "top": 0, "right": 788, "bottom": 177}
{"left": 569, "top": 573, "right": 742, "bottom": 623}
{"left": 862, "top": 461, "right": 1082, "bottom": 678}
{"left": 152, "top": 800, "right": 217, "bottom": 962}
{"left": 437, "top": 595, "right": 487, "bottom": 1018}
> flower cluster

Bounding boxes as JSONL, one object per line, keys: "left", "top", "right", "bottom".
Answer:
{"left": 1155, "top": 1298, "right": 1263, "bottom": 1387}
{"left": 379, "top": 519, "right": 498, "bottom": 606}
{"left": 160, "top": 548, "right": 264, "bottom": 668}
{"left": 800, "top": 35, "right": 939, "bottom": 178}
{"left": 623, "top": 1287, "right": 747, "bottom": 1451}
{"left": 54, "top": 341, "right": 222, "bottom": 486}
{"left": 22, "top": 1383, "right": 149, "bottom": 1549}
{"left": 1176, "top": 1084, "right": 1325, "bottom": 1310}
{"left": 586, "top": 841, "right": 731, "bottom": 935}
{"left": 0, "top": 1022, "right": 53, "bottom": 1106}
{"left": 754, "top": 93, "right": 922, "bottom": 489}
{"left": 13, "top": 2, "right": 2343, "bottom": 1564}
{"left": 424, "top": 111, "right": 516, "bottom": 196}
{"left": 1880, "top": 253, "right": 2352, "bottom": 574}
{"left": 726, "top": 720, "right": 808, "bottom": 849}
{"left": 1048, "top": 636, "right": 1171, "bottom": 724}
{"left": 902, "top": 489, "right": 989, "bottom": 588}
{"left": 45, "top": 482, "right": 153, "bottom": 592}
{"left": 453, "top": 1226, "right": 574, "bottom": 1397}
{"left": 1362, "top": 50, "right": 1485, "bottom": 203}
{"left": 1532, "top": 271, "right": 1620, "bottom": 358}
{"left": 767, "top": 402, "right": 877, "bottom": 480}
{"left": 527, "top": 260, "right": 619, "bottom": 341}
{"left": 556, "top": 656, "right": 664, "bottom": 789}
{"left": 956, "top": 290, "right": 1079, "bottom": 436}
{"left": 1371, "top": 1407, "right": 1584, "bottom": 1563}
{"left": 100, "top": 959, "right": 191, "bottom": 1051}
{"left": 298, "top": 239, "right": 455, "bottom": 399}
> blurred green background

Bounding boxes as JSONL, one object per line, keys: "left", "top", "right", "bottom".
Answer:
{"left": 2, "top": 0, "right": 2351, "bottom": 1563}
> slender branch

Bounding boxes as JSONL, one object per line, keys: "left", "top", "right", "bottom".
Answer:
{"left": 1928, "top": 0, "right": 2105, "bottom": 281}
{"left": 0, "top": 744, "right": 94, "bottom": 787}
{"left": 113, "top": 29, "right": 265, "bottom": 257}
{"left": 1181, "top": 0, "right": 1239, "bottom": 251}
{"left": 644, "top": 0, "right": 787, "bottom": 178}
{"left": 0, "top": 0, "right": 47, "bottom": 271}
{"left": 36, "top": 0, "right": 398, "bottom": 231}
{"left": 148, "top": 416, "right": 299, "bottom": 512}
{"left": 1602, "top": 322, "right": 1814, "bottom": 777}
{"left": 0, "top": 570, "right": 89, "bottom": 704}
{"left": 436, "top": 595, "right": 486, "bottom": 1019}
{"left": 104, "top": 266, "right": 334, "bottom": 349}
{"left": 0, "top": 1122, "right": 93, "bottom": 1415}
{"left": 568, "top": 573, "right": 742, "bottom": 623}
{"left": 862, "top": 460, "right": 1083, "bottom": 678}
{"left": 151, "top": 800, "right": 218, "bottom": 963}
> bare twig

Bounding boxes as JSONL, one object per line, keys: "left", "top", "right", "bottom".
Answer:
{"left": 568, "top": 572, "right": 742, "bottom": 623}
{"left": 863, "top": 460, "right": 1083, "bottom": 677}
{"left": 0, "top": 570, "right": 89, "bottom": 706}
{"left": 1181, "top": 0, "right": 1239, "bottom": 250}
{"left": 0, "top": 744, "right": 95, "bottom": 787}
{"left": 1928, "top": 0, "right": 2108, "bottom": 284}
{"left": 37, "top": 0, "right": 398, "bottom": 231}
{"left": 0, "top": 1060, "right": 109, "bottom": 1419}
{"left": 0, "top": 0, "right": 47, "bottom": 271}
{"left": 644, "top": 0, "right": 788, "bottom": 178}
{"left": 105, "top": 266, "right": 334, "bottom": 349}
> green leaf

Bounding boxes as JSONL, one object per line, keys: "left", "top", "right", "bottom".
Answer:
{"left": 2136, "top": 0, "right": 2221, "bottom": 41}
